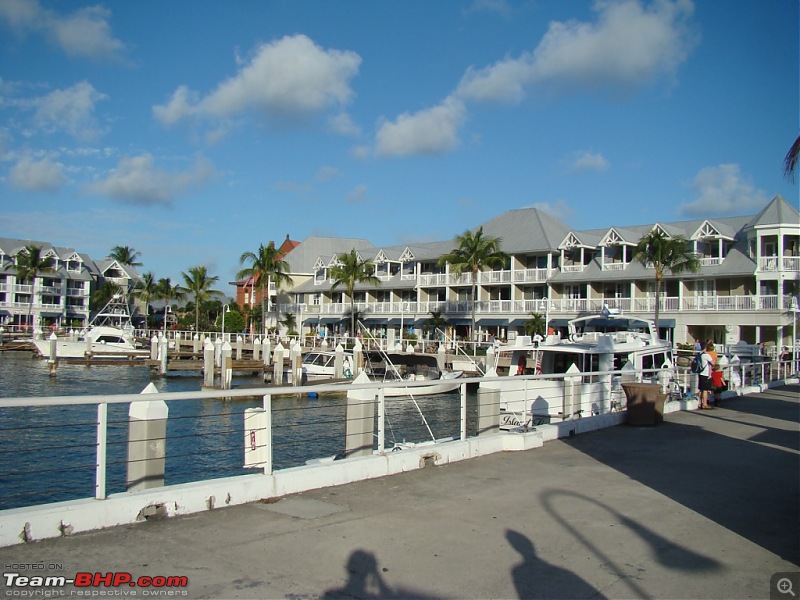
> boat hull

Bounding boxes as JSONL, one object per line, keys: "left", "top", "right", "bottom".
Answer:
{"left": 33, "top": 339, "right": 148, "bottom": 359}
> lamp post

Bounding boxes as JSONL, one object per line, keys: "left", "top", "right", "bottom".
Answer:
{"left": 221, "top": 304, "right": 230, "bottom": 342}
{"left": 540, "top": 296, "right": 549, "bottom": 338}
{"left": 163, "top": 305, "right": 171, "bottom": 337}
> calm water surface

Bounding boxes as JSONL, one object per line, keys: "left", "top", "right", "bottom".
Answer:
{"left": 0, "top": 351, "right": 474, "bottom": 509}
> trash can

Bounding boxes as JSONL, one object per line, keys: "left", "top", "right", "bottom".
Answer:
{"left": 621, "top": 383, "right": 666, "bottom": 426}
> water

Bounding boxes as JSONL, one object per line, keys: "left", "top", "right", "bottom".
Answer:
{"left": 0, "top": 352, "right": 475, "bottom": 510}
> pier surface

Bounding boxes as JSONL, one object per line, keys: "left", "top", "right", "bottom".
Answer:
{"left": 1, "top": 385, "right": 797, "bottom": 599}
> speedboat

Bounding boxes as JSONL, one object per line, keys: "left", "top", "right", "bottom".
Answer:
{"left": 348, "top": 351, "right": 464, "bottom": 398}
{"left": 33, "top": 293, "right": 148, "bottom": 359}
{"left": 480, "top": 309, "right": 675, "bottom": 427}
{"left": 299, "top": 350, "right": 355, "bottom": 382}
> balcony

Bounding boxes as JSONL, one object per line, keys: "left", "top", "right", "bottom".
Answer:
{"left": 602, "top": 262, "right": 626, "bottom": 271}
{"left": 512, "top": 268, "right": 548, "bottom": 283}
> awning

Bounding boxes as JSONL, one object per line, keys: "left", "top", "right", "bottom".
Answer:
{"left": 304, "top": 316, "right": 342, "bottom": 324}
{"left": 657, "top": 318, "right": 676, "bottom": 328}
{"left": 476, "top": 318, "right": 508, "bottom": 326}
{"left": 548, "top": 318, "right": 570, "bottom": 328}
{"left": 508, "top": 318, "right": 528, "bottom": 327}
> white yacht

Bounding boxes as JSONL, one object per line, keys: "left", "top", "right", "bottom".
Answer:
{"left": 481, "top": 309, "right": 675, "bottom": 427}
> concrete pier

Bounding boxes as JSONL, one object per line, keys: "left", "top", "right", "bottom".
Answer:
{"left": 0, "top": 385, "right": 796, "bottom": 599}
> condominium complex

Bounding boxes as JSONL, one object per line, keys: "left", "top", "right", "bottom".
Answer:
{"left": 246, "top": 194, "right": 798, "bottom": 351}
{"left": 0, "top": 239, "right": 140, "bottom": 331}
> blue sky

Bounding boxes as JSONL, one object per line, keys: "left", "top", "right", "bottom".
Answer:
{"left": 1, "top": 0, "right": 797, "bottom": 291}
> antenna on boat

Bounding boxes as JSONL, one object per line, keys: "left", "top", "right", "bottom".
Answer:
{"left": 356, "top": 322, "right": 436, "bottom": 443}
{"left": 435, "top": 327, "right": 485, "bottom": 375}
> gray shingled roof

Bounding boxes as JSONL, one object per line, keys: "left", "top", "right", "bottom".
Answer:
{"left": 474, "top": 207, "right": 571, "bottom": 252}
{"left": 749, "top": 194, "right": 799, "bottom": 228}
{"left": 283, "top": 237, "right": 374, "bottom": 274}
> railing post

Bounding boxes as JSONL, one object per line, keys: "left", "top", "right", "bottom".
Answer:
{"left": 96, "top": 402, "right": 107, "bottom": 500}
{"left": 126, "top": 383, "right": 168, "bottom": 491}
{"left": 460, "top": 382, "right": 467, "bottom": 441}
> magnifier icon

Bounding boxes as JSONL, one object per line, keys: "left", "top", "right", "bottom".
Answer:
{"left": 777, "top": 578, "right": 796, "bottom": 597}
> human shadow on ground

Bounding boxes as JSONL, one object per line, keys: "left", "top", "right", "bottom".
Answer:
{"left": 564, "top": 388, "right": 800, "bottom": 565}
{"left": 506, "top": 529, "right": 605, "bottom": 600}
{"left": 321, "top": 549, "right": 432, "bottom": 599}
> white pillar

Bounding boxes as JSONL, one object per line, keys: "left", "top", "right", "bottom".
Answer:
{"left": 126, "top": 383, "right": 168, "bottom": 491}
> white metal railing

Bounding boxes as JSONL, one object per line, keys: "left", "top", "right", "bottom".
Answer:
{"left": 602, "top": 262, "right": 626, "bottom": 271}
{"left": 759, "top": 257, "right": 779, "bottom": 271}
{"left": 698, "top": 257, "right": 723, "bottom": 267}
{"left": 1, "top": 361, "right": 795, "bottom": 522}
{"left": 784, "top": 256, "right": 800, "bottom": 271}
{"left": 561, "top": 265, "right": 584, "bottom": 273}
{"left": 512, "top": 268, "right": 549, "bottom": 283}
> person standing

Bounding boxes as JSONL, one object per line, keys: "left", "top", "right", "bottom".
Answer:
{"left": 698, "top": 341, "right": 715, "bottom": 409}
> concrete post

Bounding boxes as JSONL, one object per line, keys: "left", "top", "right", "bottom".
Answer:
{"left": 564, "top": 363, "right": 582, "bottom": 419}
{"left": 335, "top": 343, "right": 345, "bottom": 379}
{"left": 193, "top": 333, "right": 200, "bottom": 355}
{"left": 272, "top": 342, "right": 284, "bottom": 385}
{"left": 437, "top": 344, "right": 447, "bottom": 371}
{"left": 353, "top": 340, "right": 363, "bottom": 375}
{"left": 203, "top": 339, "right": 215, "bottom": 388}
{"left": 344, "top": 371, "right": 376, "bottom": 457}
{"left": 263, "top": 339, "right": 272, "bottom": 367}
{"left": 476, "top": 387, "right": 499, "bottom": 436}
{"left": 85, "top": 331, "right": 92, "bottom": 358}
{"left": 150, "top": 334, "right": 158, "bottom": 361}
{"left": 158, "top": 336, "right": 168, "bottom": 375}
{"left": 407, "top": 343, "right": 415, "bottom": 353}
{"left": 236, "top": 335, "right": 243, "bottom": 360}
{"left": 48, "top": 332, "right": 57, "bottom": 377}
{"left": 253, "top": 337, "right": 261, "bottom": 362}
{"left": 222, "top": 341, "right": 232, "bottom": 389}
{"left": 126, "top": 383, "right": 168, "bottom": 491}
{"left": 214, "top": 336, "right": 222, "bottom": 368}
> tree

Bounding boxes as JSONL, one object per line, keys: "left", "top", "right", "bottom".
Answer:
{"left": 180, "top": 265, "right": 220, "bottom": 333}
{"left": 109, "top": 246, "right": 143, "bottom": 267}
{"left": 237, "top": 242, "right": 292, "bottom": 335}
{"left": 438, "top": 227, "right": 509, "bottom": 343}
{"left": 155, "top": 277, "right": 185, "bottom": 327}
{"left": 13, "top": 244, "right": 56, "bottom": 330}
{"left": 524, "top": 312, "right": 546, "bottom": 337}
{"left": 280, "top": 312, "right": 298, "bottom": 334}
{"left": 633, "top": 230, "right": 699, "bottom": 330}
{"left": 423, "top": 310, "right": 448, "bottom": 341}
{"left": 329, "top": 248, "right": 380, "bottom": 338}
{"left": 132, "top": 272, "right": 157, "bottom": 331}
{"left": 784, "top": 134, "right": 800, "bottom": 182}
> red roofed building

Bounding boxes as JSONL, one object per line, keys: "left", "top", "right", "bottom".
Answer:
{"left": 231, "top": 234, "right": 300, "bottom": 313}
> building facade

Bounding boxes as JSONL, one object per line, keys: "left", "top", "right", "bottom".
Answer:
{"left": 0, "top": 238, "right": 140, "bottom": 332}
{"left": 268, "top": 195, "right": 799, "bottom": 352}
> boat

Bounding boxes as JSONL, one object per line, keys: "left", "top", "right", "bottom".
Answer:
{"left": 33, "top": 293, "right": 148, "bottom": 359}
{"left": 480, "top": 308, "right": 676, "bottom": 428}
{"left": 299, "top": 350, "right": 355, "bottom": 382}
{"left": 348, "top": 351, "right": 464, "bottom": 398}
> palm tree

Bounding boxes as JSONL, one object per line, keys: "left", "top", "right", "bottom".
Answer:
{"left": 109, "top": 245, "right": 143, "bottom": 267}
{"left": 524, "top": 312, "right": 546, "bottom": 337}
{"left": 237, "top": 242, "right": 292, "bottom": 335}
{"left": 424, "top": 310, "right": 448, "bottom": 341}
{"left": 155, "top": 277, "right": 185, "bottom": 328}
{"left": 132, "top": 272, "right": 157, "bottom": 332}
{"left": 13, "top": 244, "right": 56, "bottom": 331}
{"left": 280, "top": 311, "right": 297, "bottom": 334}
{"left": 329, "top": 249, "right": 380, "bottom": 337}
{"left": 180, "top": 266, "right": 220, "bottom": 333}
{"left": 633, "top": 230, "right": 699, "bottom": 329}
{"left": 784, "top": 134, "right": 800, "bottom": 182}
{"left": 438, "top": 227, "right": 509, "bottom": 343}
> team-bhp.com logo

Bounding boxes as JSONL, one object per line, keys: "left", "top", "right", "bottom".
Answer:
{"left": 4, "top": 571, "right": 189, "bottom": 596}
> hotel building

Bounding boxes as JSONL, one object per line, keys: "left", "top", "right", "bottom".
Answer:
{"left": 244, "top": 194, "right": 799, "bottom": 353}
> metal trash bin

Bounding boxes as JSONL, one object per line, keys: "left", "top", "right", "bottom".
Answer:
{"left": 621, "top": 383, "right": 666, "bottom": 426}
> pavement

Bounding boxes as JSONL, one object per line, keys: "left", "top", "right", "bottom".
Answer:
{"left": 0, "top": 385, "right": 798, "bottom": 600}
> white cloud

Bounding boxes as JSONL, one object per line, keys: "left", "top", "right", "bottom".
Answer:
{"left": 570, "top": 151, "right": 609, "bottom": 172}
{"left": 0, "top": 0, "right": 125, "bottom": 60}
{"left": 346, "top": 184, "right": 368, "bottom": 204}
{"left": 375, "top": 97, "right": 466, "bottom": 157}
{"left": 678, "top": 164, "right": 768, "bottom": 216}
{"left": 87, "top": 154, "right": 216, "bottom": 206}
{"left": 456, "top": 0, "right": 696, "bottom": 103}
{"left": 32, "top": 81, "right": 108, "bottom": 140}
{"left": 154, "top": 34, "right": 361, "bottom": 130}
{"left": 316, "top": 165, "right": 340, "bottom": 181}
{"left": 9, "top": 156, "right": 66, "bottom": 191}
{"left": 529, "top": 199, "right": 575, "bottom": 222}
{"left": 327, "top": 112, "right": 361, "bottom": 137}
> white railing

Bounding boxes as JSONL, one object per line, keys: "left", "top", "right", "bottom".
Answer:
{"left": 784, "top": 256, "right": 800, "bottom": 271}
{"left": 418, "top": 273, "right": 448, "bottom": 286}
{"left": 478, "top": 270, "right": 512, "bottom": 284}
{"left": 561, "top": 265, "right": 584, "bottom": 273}
{"left": 698, "top": 257, "right": 723, "bottom": 267}
{"left": 512, "top": 268, "right": 549, "bottom": 283}
{"left": 759, "top": 257, "right": 779, "bottom": 272}
{"left": 602, "top": 262, "right": 626, "bottom": 271}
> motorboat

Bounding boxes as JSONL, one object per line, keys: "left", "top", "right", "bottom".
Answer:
{"left": 480, "top": 309, "right": 675, "bottom": 428}
{"left": 33, "top": 293, "right": 148, "bottom": 359}
{"left": 299, "top": 350, "right": 354, "bottom": 382}
{"left": 348, "top": 351, "right": 464, "bottom": 398}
